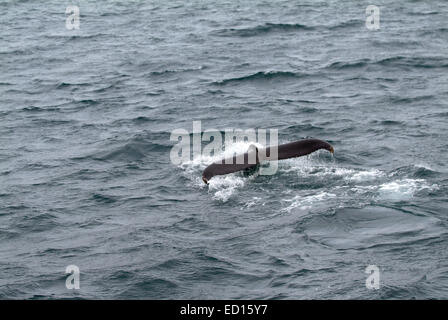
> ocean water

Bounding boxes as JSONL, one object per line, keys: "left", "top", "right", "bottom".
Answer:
{"left": 1, "top": 0, "right": 447, "bottom": 299}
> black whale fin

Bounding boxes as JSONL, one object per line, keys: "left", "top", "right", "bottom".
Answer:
{"left": 202, "top": 138, "right": 333, "bottom": 184}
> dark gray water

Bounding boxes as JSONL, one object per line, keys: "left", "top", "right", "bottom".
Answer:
{"left": 1, "top": 0, "right": 447, "bottom": 299}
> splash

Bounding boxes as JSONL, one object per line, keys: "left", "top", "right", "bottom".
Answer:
{"left": 277, "top": 157, "right": 438, "bottom": 213}
{"left": 377, "top": 179, "right": 438, "bottom": 201}
{"left": 179, "top": 140, "right": 264, "bottom": 201}
{"left": 179, "top": 141, "right": 439, "bottom": 207}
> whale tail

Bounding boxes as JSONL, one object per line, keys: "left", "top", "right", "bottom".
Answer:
{"left": 202, "top": 138, "right": 333, "bottom": 184}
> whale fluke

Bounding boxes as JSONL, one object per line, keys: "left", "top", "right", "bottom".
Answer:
{"left": 202, "top": 138, "right": 333, "bottom": 184}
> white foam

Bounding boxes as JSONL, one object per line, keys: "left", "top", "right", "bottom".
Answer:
{"left": 179, "top": 140, "right": 263, "bottom": 202}
{"left": 242, "top": 196, "right": 263, "bottom": 209}
{"left": 208, "top": 175, "right": 246, "bottom": 202}
{"left": 350, "top": 185, "right": 378, "bottom": 193}
{"left": 377, "top": 178, "right": 438, "bottom": 200}
{"left": 282, "top": 158, "right": 385, "bottom": 184}
{"left": 348, "top": 169, "right": 385, "bottom": 182}
{"left": 283, "top": 192, "right": 337, "bottom": 212}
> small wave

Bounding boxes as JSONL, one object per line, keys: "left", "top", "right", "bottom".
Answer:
{"left": 387, "top": 95, "right": 435, "bottom": 104}
{"left": 74, "top": 99, "right": 100, "bottom": 106}
{"left": 21, "top": 105, "right": 62, "bottom": 113}
{"left": 214, "top": 23, "right": 314, "bottom": 37}
{"left": 424, "top": 111, "right": 448, "bottom": 119}
{"left": 117, "top": 278, "right": 178, "bottom": 299}
{"left": 21, "top": 106, "right": 45, "bottom": 113}
{"left": 56, "top": 82, "right": 91, "bottom": 89}
{"left": 93, "top": 133, "right": 171, "bottom": 162}
{"left": 30, "top": 118, "right": 75, "bottom": 126}
{"left": 0, "top": 48, "right": 33, "bottom": 56}
{"left": 149, "top": 66, "right": 205, "bottom": 76}
{"left": 213, "top": 20, "right": 360, "bottom": 38}
{"left": 326, "top": 59, "right": 370, "bottom": 70}
{"left": 0, "top": 229, "right": 20, "bottom": 241}
{"left": 369, "top": 119, "right": 404, "bottom": 126}
{"left": 284, "top": 123, "right": 324, "bottom": 133}
{"left": 326, "top": 56, "right": 448, "bottom": 71}
{"left": 420, "top": 27, "right": 448, "bottom": 36}
{"left": 409, "top": 10, "right": 438, "bottom": 16}
{"left": 302, "top": 206, "right": 446, "bottom": 250}
{"left": 45, "top": 33, "right": 109, "bottom": 40}
{"left": 214, "top": 71, "right": 302, "bottom": 85}
{"left": 325, "top": 19, "right": 361, "bottom": 30}
{"left": 96, "top": 143, "right": 147, "bottom": 161}
{"left": 377, "top": 56, "right": 448, "bottom": 69}
{"left": 13, "top": 212, "right": 59, "bottom": 233}
{"left": 111, "top": 116, "right": 157, "bottom": 126}
{"left": 413, "top": 165, "right": 438, "bottom": 178}
{"left": 91, "top": 193, "right": 118, "bottom": 204}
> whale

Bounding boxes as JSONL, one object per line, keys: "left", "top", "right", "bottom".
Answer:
{"left": 202, "top": 138, "right": 334, "bottom": 184}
